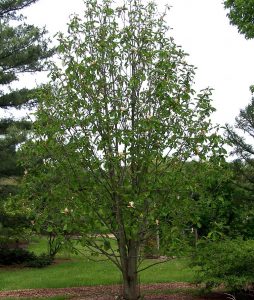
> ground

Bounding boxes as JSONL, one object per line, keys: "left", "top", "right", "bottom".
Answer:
{"left": 0, "top": 283, "right": 230, "bottom": 299}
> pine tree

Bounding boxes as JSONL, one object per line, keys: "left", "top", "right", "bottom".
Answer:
{"left": 0, "top": 0, "right": 53, "bottom": 245}
{"left": 226, "top": 96, "right": 254, "bottom": 192}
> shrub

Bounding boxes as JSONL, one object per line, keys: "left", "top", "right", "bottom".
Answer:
{"left": 0, "top": 247, "right": 53, "bottom": 267}
{"left": 0, "top": 247, "right": 36, "bottom": 265}
{"left": 25, "top": 253, "right": 53, "bottom": 268}
{"left": 192, "top": 239, "right": 254, "bottom": 292}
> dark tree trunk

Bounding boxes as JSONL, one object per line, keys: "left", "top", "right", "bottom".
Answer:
{"left": 121, "top": 241, "right": 140, "bottom": 300}
{"left": 115, "top": 194, "right": 140, "bottom": 299}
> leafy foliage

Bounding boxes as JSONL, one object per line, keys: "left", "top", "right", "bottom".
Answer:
{"left": 25, "top": 253, "right": 53, "bottom": 268}
{"left": 21, "top": 0, "right": 224, "bottom": 298}
{"left": 0, "top": 246, "right": 53, "bottom": 268}
{"left": 181, "top": 161, "right": 238, "bottom": 240}
{"left": 0, "top": 247, "right": 35, "bottom": 265}
{"left": 224, "top": 0, "right": 254, "bottom": 39}
{"left": 192, "top": 239, "right": 254, "bottom": 292}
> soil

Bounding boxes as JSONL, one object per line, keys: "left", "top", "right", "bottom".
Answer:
{"left": 0, "top": 283, "right": 231, "bottom": 299}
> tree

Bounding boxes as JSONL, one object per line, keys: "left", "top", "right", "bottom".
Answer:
{"left": 223, "top": 1, "right": 254, "bottom": 236}
{"left": 225, "top": 98, "right": 254, "bottom": 237}
{"left": 180, "top": 160, "right": 254, "bottom": 241}
{"left": 225, "top": 96, "right": 254, "bottom": 187}
{"left": 0, "top": 0, "right": 53, "bottom": 245}
{"left": 21, "top": 0, "right": 224, "bottom": 298}
{"left": 0, "top": 0, "right": 53, "bottom": 110}
{"left": 226, "top": 97, "right": 254, "bottom": 161}
{"left": 224, "top": 0, "right": 254, "bottom": 39}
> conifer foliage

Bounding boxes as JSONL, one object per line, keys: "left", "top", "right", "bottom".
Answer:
{"left": 0, "top": 0, "right": 53, "bottom": 245}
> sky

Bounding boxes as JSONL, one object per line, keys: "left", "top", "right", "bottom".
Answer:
{"left": 22, "top": 0, "right": 254, "bottom": 126}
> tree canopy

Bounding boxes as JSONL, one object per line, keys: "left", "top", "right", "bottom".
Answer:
{"left": 0, "top": 0, "right": 53, "bottom": 246}
{"left": 0, "top": 0, "right": 53, "bottom": 176}
{"left": 226, "top": 97, "right": 254, "bottom": 162}
{"left": 0, "top": 0, "right": 53, "bottom": 111}
{"left": 224, "top": 0, "right": 254, "bottom": 39}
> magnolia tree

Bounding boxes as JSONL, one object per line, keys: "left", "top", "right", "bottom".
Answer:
{"left": 21, "top": 0, "right": 224, "bottom": 298}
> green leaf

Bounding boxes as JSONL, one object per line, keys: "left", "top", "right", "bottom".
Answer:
{"left": 47, "top": 225, "right": 53, "bottom": 233}
{"left": 103, "top": 240, "right": 111, "bottom": 251}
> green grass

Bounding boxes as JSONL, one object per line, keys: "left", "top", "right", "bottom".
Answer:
{"left": 0, "top": 237, "right": 194, "bottom": 291}
{"left": 140, "top": 259, "right": 193, "bottom": 284}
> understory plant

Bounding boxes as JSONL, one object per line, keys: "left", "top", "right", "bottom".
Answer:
{"left": 192, "top": 238, "right": 254, "bottom": 292}
{"left": 0, "top": 247, "right": 53, "bottom": 268}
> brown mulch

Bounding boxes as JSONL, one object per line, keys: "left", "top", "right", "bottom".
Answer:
{"left": 0, "top": 283, "right": 230, "bottom": 299}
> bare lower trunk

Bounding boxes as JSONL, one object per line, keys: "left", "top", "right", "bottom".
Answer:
{"left": 122, "top": 272, "right": 139, "bottom": 300}
{"left": 121, "top": 241, "right": 140, "bottom": 300}
{"left": 115, "top": 192, "right": 140, "bottom": 299}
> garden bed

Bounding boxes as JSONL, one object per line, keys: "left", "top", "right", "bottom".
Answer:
{"left": 0, "top": 283, "right": 231, "bottom": 299}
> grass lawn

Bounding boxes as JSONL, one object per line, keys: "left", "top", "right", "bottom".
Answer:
{"left": 0, "top": 237, "right": 194, "bottom": 291}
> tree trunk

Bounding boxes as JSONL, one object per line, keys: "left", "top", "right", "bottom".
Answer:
{"left": 121, "top": 241, "right": 140, "bottom": 300}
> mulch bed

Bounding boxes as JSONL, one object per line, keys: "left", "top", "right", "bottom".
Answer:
{"left": 0, "top": 283, "right": 230, "bottom": 299}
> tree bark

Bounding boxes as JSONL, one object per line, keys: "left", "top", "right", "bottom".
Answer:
{"left": 121, "top": 242, "right": 140, "bottom": 300}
